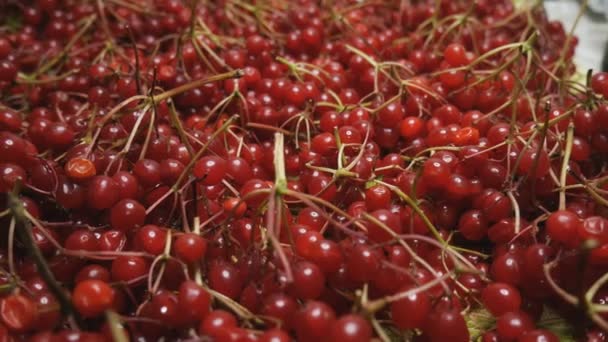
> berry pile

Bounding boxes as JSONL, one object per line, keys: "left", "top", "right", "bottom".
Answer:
{"left": 1, "top": 0, "right": 608, "bottom": 341}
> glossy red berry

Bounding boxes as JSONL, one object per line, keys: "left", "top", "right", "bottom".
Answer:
{"left": 546, "top": 210, "right": 581, "bottom": 248}
{"left": 208, "top": 260, "right": 243, "bottom": 300}
{"left": 423, "top": 306, "right": 469, "bottom": 342}
{"left": 592, "top": 72, "right": 608, "bottom": 98}
{"left": 136, "top": 225, "right": 167, "bottom": 255}
{"left": 194, "top": 156, "right": 227, "bottom": 185}
{"left": 178, "top": 280, "right": 212, "bottom": 324}
{"left": 0, "top": 294, "right": 38, "bottom": 332}
{"left": 87, "top": 176, "right": 120, "bottom": 210}
{"left": 496, "top": 311, "right": 534, "bottom": 340}
{"left": 199, "top": 310, "right": 237, "bottom": 338}
{"left": 111, "top": 256, "right": 149, "bottom": 284}
{"left": 444, "top": 43, "right": 468, "bottom": 66}
{"left": 174, "top": 233, "right": 207, "bottom": 263}
{"left": 481, "top": 283, "right": 522, "bottom": 317}
{"left": 390, "top": 288, "right": 431, "bottom": 329}
{"left": 518, "top": 329, "right": 559, "bottom": 342}
{"left": 110, "top": 199, "right": 146, "bottom": 231}
{"left": 294, "top": 301, "right": 336, "bottom": 341}
{"left": 329, "top": 314, "right": 372, "bottom": 342}
{"left": 291, "top": 261, "right": 325, "bottom": 300}
{"left": 72, "top": 280, "right": 115, "bottom": 317}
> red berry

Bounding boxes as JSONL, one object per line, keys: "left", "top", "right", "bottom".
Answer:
{"left": 174, "top": 233, "right": 207, "bottom": 263}
{"left": 65, "top": 157, "right": 96, "bottom": 181}
{"left": 0, "top": 294, "right": 38, "bottom": 332}
{"left": 178, "top": 280, "right": 212, "bottom": 324}
{"left": 496, "top": 311, "right": 534, "bottom": 340}
{"left": 194, "top": 156, "right": 227, "bottom": 185}
{"left": 110, "top": 199, "right": 146, "bottom": 231}
{"left": 546, "top": 210, "right": 581, "bottom": 248}
{"left": 481, "top": 282, "right": 522, "bottom": 317}
{"left": 111, "top": 256, "right": 149, "bottom": 284}
{"left": 390, "top": 288, "right": 431, "bottom": 329}
{"left": 329, "top": 314, "right": 372, "bottom": 342}
{"left": 294, "top": 301, "right": 336, "bottom": 341}
{"left": 423, "top": 306, "right": 469, "bottom": 342}
{"left": 72, "top": 280, "right": 115, "bottom": 317}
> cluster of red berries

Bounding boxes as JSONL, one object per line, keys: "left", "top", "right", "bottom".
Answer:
{"left": 2, "top": 0, "right": 608, "bottom": 341}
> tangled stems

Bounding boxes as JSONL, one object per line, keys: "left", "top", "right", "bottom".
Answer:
{"left": 363, "top": 271, "right": 453, "bottom": 314}
{"left": 146, "top": 115, "right": 239, "bottom": 214}
{"left": 7, "top": 185, "right": 81, "bottom": 324}
{"left": 20, "top": 15, "right": 98, "bottom": 80}
{"left": 83, "top": 69, "right": 242, "bottom": 161}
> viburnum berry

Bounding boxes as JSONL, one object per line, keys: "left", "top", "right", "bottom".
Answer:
{"left": 390, "top": 287, "right": 431, "bottom": 329}
{"left": 223, "top": 197, "right": 247, "bottom": 218}
{"left": 578, "top": 216, "right": 608, "bottom": 244}
{"left": 290, "top": 260, "right": 325, "bottom": 300}
{"left": 519, "top": 329, "right": 560, "bottom": 342}
{"left": 399, "top": 116, "right": 425, "bottom": 139}
{"left": 260, "top": 293, "right": 298, "bottom": 329}
{"left": 481, "top": 282, "right": 522, "bottom": 317}
{"left": 0, "top": 0, "right": 603, "bottom": 339}
{"left": 111, "top": 256, "right": 149, "bottom": 284}
{"left": 87, "top": 175, "right": 120, "bottom": 210}
{"left": 329, "top": 314, "right": 372, "bottom": 342}
{"left": 72, "top": 280, "right": 115, "bottom": 317}
{"left": 208, "top": 260, "right": 243, "bottom": 299}
{"left": 546, "top": 210, "right": 581, "bottom": 248}
{"left": 136, "top": 225, "right": 167, "bottom": 255}
{"left": 260, "top": 329, "right": 291, "bottom": 342}
{"left": 0, "top": 293, "right": 38, "bottom": 332}
{"left": 423, "top": 305, "right": 469, "bottom": 342}
{"left": 194, "top": 156, "right": 227, "bottom": 185}
{"left": 365, "top": 184, "right": 391, "bottom": 211}
{"left": 65, "top": 157, "right": 96, "bottom": 181}
{"left": 199, "top": 310, "right": 237, "bottom": 338}
{"left": 592, "top": 72, "right": 608, "bottom": 98}
{"left": 178, "top": 280, "right": 212, "bottom": 324}
{"left": 0, "top": 163, "right": 26, "bottom": 193}
{"left": 75, "top": 264, "right": 111, "bottom": 283}
{"left": 294, "top": 301, "right": 336, "bottom": 341}
{"left": 110, "top": 199, "right": 146, "bottom": 231}
{"left": 174, "top": 233, "right": 207, "bottom": 263}
{"left": 496, "top": 311, "right": 534, "bottom": 340}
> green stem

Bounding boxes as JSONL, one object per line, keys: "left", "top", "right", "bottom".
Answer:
{"left": 29, "top": 15, "right": 97, "bottom": 77}
{"left": 153, "top": 69, "right": 243, "bottom": 103}
{"left": 559, "top": 123, "right": 575, "bottom": 210}
{"left": 274, "top": 132, "right": 287, "bottom": 190}
{"left": 105, "top": 310, "right": 129, "bottom": 342}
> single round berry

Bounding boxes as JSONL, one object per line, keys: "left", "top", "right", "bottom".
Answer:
{"left": 481, "top": 282, "right": 522, "bottom": 317}
{"left": 496, "top": 311, "right": 534, "bottom": 340}
{"left": 329, "top": 314, "right": 372, "bottom": 342}
{"left": 174, "top": 233, "right": 207, "bottom": 263}
{"left": 178, "top": 280, "right": 212, "bottom": 324}
{"left": 194, "top": 156, "right": 227, "bottom": 185}
{"left": 72, "top": 280, "right": 115, "bottom": 317}
{"left": 87, "top": 176, "right": 120, "bottom": 210}
{"left": 111, "top": 256, "right": 149, "bottom": 284}
{"left": 390, "top": 288, "right": 431, "bottom": 329}
{"left": 110, "top": 199, "right": 146, "bottom": 231}
{"left": 294, "top": 301, "right": 336, "bottom": 341}
{"left": 0, "top": 294, "right": 38, "bottom": 332}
